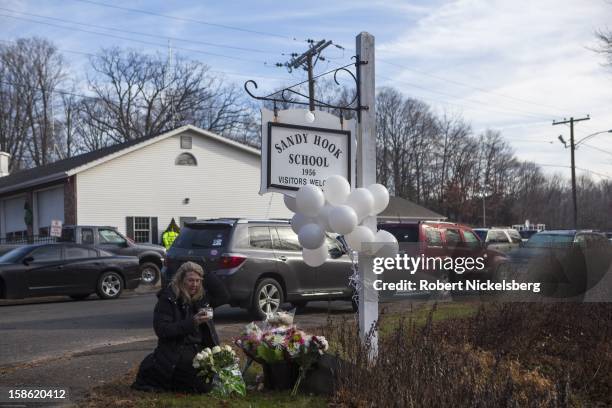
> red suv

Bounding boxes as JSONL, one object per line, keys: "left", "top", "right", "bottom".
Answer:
{"left": 378, "top": 221, "right": 506, "bottom": 282}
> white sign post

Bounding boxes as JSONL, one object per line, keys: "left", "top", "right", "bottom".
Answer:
{"left": 356, "top": 32, "right": 378, "bottom": 355}
{"left": 50, "top": 220, "right": 63, "bottom": 237}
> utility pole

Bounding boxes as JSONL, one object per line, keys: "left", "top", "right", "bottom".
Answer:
{"left": 482, "top": 194, "right": 486, "bottom": 228}
{"left": 277, "top": 39, "right": 333, "bottom": 111}
{"left": 553, "top": 115, "right": 590, "bottom": 229}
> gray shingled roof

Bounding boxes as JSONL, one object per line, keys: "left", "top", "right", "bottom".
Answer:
{"left": 379, "top": 196, "right": 446, "bottom": 221}
{"left": 0, "top": 130, "right": 170, "bottom": 194}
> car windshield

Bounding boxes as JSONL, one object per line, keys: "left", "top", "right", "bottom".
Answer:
{"left": 525, "top": 233, "right": 574, "bottom": 247}
{"left": 173, "top": 225, "right": 231, "bottom": 249}
{"left": 474, "top": 230, "right": 488, "bottom": 241}
{"left": 378, "top": 225, "right": 419, "bottom": 243}
{"left": 0, "top": 246, "right": 34, "bottom": 263}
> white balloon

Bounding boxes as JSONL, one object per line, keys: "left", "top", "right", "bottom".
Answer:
{"left": 296, "top": 185, "right": 325, "bottom": 217}
{"left": 323, "top": 175, "right": 351, "bottom": 206}
{"left": 283, "top": 194, "right": 297, "bottom": 213}
{"left": 372, "top": 229, "right": 399, "bottom": 257}
{"left": 346, "top": 188, "right": 375, "bottom": 221}
{"left": 298, "top": 223, "right": 325, "bottom": 250}
{"left": 329, "top": 205, "right": 358, "bottom": 235}
{"left": 291, "top": 213, "right": 314, "bottom": 234}
{"left": 303, "top": 244, "right": 328, "bottom": 267}
{"left": 345, "top": 225, "right": 375, "bottom": 253}
{"left": 367, "top": 184, "right": 390, "bottom": 215}
{"left": 316, "top": 204, "right": 334, "bottom": 232}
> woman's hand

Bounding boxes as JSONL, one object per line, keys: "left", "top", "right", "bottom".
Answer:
{"left": 193, "top": 310, "right": 211, "bottom": 325}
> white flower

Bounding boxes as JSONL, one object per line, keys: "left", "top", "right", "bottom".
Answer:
{"left": 195, "top": 352, "right": 204, "bottom": 361}
{"left": 319, "top": 337, "right": 329, "bottom": 351}
{"left": 212, "top": 346, "right": 221, "bottom": 353}
{"left": 203, "top": 347, "right": 211, "bottom": 353}
{"left": 223, "top": 344, "right": 233, "bottom": 352}
{"left": 192, "top": 361, "right": 199, "bottom": 368}
{"left": 271, "top": 334, "right": 285, "bottom": 348}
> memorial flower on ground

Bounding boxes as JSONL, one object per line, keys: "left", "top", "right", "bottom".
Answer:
{"left": 192, "top": 344, "right": 245, "bottom": 397}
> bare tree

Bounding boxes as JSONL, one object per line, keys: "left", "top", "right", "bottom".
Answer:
{"left": 86, "top": 48, "right": 255, "bottom": 143}
{"left": 0, "top": 38, "right": 65, "bottom": 168}
{"left": 595, "top": 29, "right": 612, "bottom": 67}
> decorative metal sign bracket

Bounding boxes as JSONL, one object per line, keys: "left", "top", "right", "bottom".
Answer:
{"left": 244, "top": 57, "right": 368, "bottom": 121}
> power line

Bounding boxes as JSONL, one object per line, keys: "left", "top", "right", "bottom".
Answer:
{"left": 536, "top": 163, "right": 611, "bottom": 179}
{"left": 0, "top": 13, "right": 267, "bottom": 65}
{"left": 72, "top": 0, "right": 297, "bottom": 41}
{"left": 580, "top": 143, "right": 612, "bottom": 157}
{"left": 377, "top": 73, "right": 553, "bottom": 122}
{"left": 378, "top": 72, "right": 555, "bottom": 120}
{"left": 0, "top": 7, "right": 280, "bottom": 55}
{"left": 378, "top": 58, "right": 574, "bottom": 114}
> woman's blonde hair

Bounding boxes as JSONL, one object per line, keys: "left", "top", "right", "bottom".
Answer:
{"left": 170, "top": 261, "right": 204, "bottom": 304}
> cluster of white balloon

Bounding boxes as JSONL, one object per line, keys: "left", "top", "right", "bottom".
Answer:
{"left": 283, "top": 175, "right": 399, "bottom": 266}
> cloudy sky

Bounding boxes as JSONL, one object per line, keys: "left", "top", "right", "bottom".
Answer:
{"left": 2, "top": 0, "right": 611, "bottom": 180}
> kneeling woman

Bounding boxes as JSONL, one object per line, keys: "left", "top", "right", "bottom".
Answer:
{"left": 132, "top": 261, "right": 228, "bottom": 393}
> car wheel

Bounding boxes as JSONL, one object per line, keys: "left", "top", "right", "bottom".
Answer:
{"left": 97, "top": 271, "right": 124, "bottom": 299}
{"left": 140, "top": 262, "right": 160, "bottom": 285}
{"left": 251, "top": 278, "right": 283, "bottom": 320}
{"left": 69, "top": 294, "right": 90, "bottom": 300}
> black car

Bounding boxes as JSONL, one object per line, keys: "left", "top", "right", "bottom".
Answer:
{"left": 163, "top": 218, "right": 352, "bottom": 319}
{"left": 59, "top": 225, "right": 166, "bottom": 285}
{"left": 0, "top": 243, "right": 141, "bottom": 300}
{"left": 496, "top": 230, "right": 612, "bottom": 298}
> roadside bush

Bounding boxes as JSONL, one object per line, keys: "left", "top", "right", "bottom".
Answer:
{"left": 325, "top": 303, "right": 612, "bottom": 407}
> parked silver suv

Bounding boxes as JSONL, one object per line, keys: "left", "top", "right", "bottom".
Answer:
{"left": 163, "top": 218, "right": 353, "bottom": 319}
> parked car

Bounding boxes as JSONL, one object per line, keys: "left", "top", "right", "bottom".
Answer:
{"left": 496, "top": 230, "right": 612, "bottom": 298}
{"left": 163, "top": 218, "right": 353, "bottom": 319}
{"left": 0, "top": 243, "right": 141, "bottom": 300}
{"left": 377, "top": 221, "right": 507, "bottom": 283}
{"left": 518, "top": 230, "right": 539, "bottom": 242}
{"left": 59, "top": 225, "right": 165, "bottom": 285}
{"left": 473, "top": 228, "right": 523, "bottom": 253}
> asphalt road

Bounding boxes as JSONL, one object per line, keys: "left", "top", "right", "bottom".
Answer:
{"left": 0, "top": 290, "right": 355, "bottom": 368}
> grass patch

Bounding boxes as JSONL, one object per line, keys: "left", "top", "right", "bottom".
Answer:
{"left": 378, "top": 300, "right": 478, "bottom": 336}
{"left": 84, "top": 365, "right": 327, "bottom": 408}
{"left": 132, "top": 392, "right": 326, "bottom": 408}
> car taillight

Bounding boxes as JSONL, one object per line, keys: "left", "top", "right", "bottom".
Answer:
{"left": 219, "top": 254, "right": 246, "bottom": 269}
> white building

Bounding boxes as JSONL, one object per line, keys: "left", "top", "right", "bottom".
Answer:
{"left": 0, "top": 125, "right": 291, "bottom": 244}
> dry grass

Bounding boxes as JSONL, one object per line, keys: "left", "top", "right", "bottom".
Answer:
{"left": 324, "top": 302, "right": 612, "bottom": 408}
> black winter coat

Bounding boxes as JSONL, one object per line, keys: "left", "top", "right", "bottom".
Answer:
{"left": 132, "top": 273, "right": 229, "bottom": 392}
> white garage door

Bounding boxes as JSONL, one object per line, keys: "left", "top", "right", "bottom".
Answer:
{"left": 37, "top": 187, "right": 64, "bottom": 228}
{"left": 3, "top": 195, "right": 27, "bottom": 233}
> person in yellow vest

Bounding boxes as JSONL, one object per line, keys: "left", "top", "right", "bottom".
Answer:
{"left": 162, "top": 218, "right": 180, "bottom": 250}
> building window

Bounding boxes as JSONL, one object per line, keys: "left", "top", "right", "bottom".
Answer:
{"left": 133, "top": 217, "right": 151, "bottom": 243}
{"left": 6, "top": 230, "right": 28, "bottom": 243}
{"left": 175, "top": 152, "right": 197, "bottom": 166}
{"left": 180, "top": 135, "right": 192, "bottom": 149}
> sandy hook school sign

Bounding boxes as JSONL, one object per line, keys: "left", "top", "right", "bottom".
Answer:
{"left": 259, "top": 108, "right": 356, "bottom": 195}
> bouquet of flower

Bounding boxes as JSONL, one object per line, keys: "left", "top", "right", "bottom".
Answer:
{"left": 192, "top": 345, "right": 246, "bottom": 397}
{"left": 234, "top": 323, "right": 329, "bottom": 395}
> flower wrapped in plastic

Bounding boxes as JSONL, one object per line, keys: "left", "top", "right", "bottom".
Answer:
{"left": 192, "top": 344, "right": 245, "bottom": 397}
